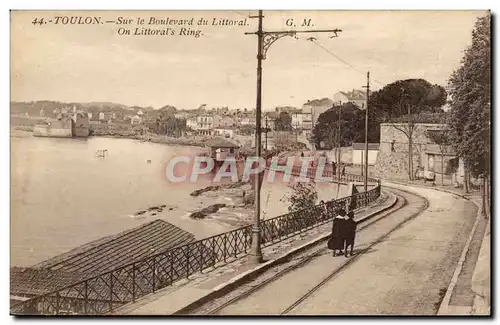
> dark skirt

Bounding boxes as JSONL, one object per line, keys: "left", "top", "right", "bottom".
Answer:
{"left": 327, "top": 235, "right": 344, "bottom": 250}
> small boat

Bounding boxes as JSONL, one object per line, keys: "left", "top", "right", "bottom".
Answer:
{"left": 96, "top": 149, "right": 108, "bottom": 158}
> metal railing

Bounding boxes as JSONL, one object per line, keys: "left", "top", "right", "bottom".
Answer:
{"left": 284, "top": 164, "right": 374, "bottom": 185}
{"left": 11, "top": 174, "right": 380, "bottom": 315}
{"left": 261, "top": 186, "right": 380, "bottom": 246}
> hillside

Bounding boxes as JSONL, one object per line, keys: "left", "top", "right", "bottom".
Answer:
{"left": 10, "top": 101, "right": 138, "bottom": 117}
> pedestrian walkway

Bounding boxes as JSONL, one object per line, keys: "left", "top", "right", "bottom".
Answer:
{"left": 207, "top": 183, "right": 477, "bottom": 315}
{"left": 114, "top": 190, "right": 394, "bottom": 315}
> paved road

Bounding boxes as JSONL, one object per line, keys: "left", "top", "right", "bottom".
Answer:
{"left": 215, "top": 183, "right": 477, "bottom": 315}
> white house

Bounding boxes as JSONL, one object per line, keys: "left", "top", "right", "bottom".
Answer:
{"left": 240, "top": 116, "right": 256, "bottom": 126}
{"left": 291, "top": 111, "right": 304, "bottom": 129}
{"left": 301, "top": 98, "right": 333, "bottom": 135}
{"left": 333, "top": 90, "right": 366, "bottom": 109}
{"left": 213, "top": 126, "right": 236, "bottom": 138}
{"left": 196, "top": 114, "right": 215, "bottom": 135}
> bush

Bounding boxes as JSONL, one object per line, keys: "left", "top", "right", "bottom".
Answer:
{"left": 287, "top": 181, "right": 318, "bottom": 213}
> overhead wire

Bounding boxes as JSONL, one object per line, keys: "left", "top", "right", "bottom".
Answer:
{"left": 307, "top": 39, "right": 387, "bottom": 88}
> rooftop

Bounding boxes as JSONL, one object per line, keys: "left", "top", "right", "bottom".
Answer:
{"left": 10, "top": 267, "right": 86, "bottom": 298}
{"left": 11, "top": 220, "right": 198, "bottom": 297}
{"left": 425, "top": 143, "right": 457, "bottom": 155}
{"left": 304, "top": 98, "right": 334, "bottom": 107}
{"left": 205, "top": 137, "right": 240, "bottom": 148}
{"left": 339, "top": 89, "right": 366, "bottom": 101}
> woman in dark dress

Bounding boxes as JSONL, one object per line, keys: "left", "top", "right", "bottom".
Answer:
{"left": 328, "top": 209, "right": 346, "bottom": 257}
{"left": 343, "top": 211, "right": 357, "bottom": 257}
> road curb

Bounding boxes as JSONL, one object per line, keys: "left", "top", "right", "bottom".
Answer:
{"left": 437, "top": 200, "right": 482, "bottom": 315}
{"left": 173, "top": 193, "right": 398, "bottom": 315}
{"left": 382, "top": 180, "right": 477, "bottom": 202}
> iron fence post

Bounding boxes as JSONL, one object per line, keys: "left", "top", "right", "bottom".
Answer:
{"left": 234, "top": 233, "right": 238, "bottom": 257}
{"left": 186, "top": 248, "right": 190, "bottom": 279}
{"left": 223, "top": 235, "right": 227, "bottom": 262}
{"left": 169, "top": 252, "right": 174, "bottom": 284}
{"left": 211, "top": 238, "right": 216, "bottom": 267}
{"left": 109, "top": 271, "right": 114, "bottom": 312}
{"left": 84, "top": 281, "right": 88, "bottom": 315}
{"left": 132, "top": 264, "right": 136, "bottom": 302}
{"left": 245, "top": 228, "right": 249, "bottom": 253}
{"left": 200, "top": 242, "right": 204, "bottom": 273}
{"left": 55, "top": 292, "right": 60, "bottom": 315}
{"left": 152, "top": 257, "right": 156, "bottom": 293}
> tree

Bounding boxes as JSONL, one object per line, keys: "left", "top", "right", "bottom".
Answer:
{"left": 369, "top": 79, "right": 447, "bottom": 120}
{"left": 447, "top": 14, "right": 491, "bottom": 195}
{"left": 149, "top": 115, "right": 186, "bottom": 137}
{"left": 369, "top": 79, "right": 447, "bottom": 180}
{"left": 287, "top": 181, "right": 318, "bottom": 212}
{"left": 274, "top": 112, "right": 293, "bottom": 131}
{"left": 312, "top": 102, "right": 363, "bottom": 149}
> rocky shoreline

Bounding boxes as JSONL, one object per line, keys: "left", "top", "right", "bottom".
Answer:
{"left": 187, "top": 182, "right": 255, "bottom": 226}
{"left": 189, "top": 203, "right": 227, "bottom": 219}
{"left": 190, "top": 181, "right": 248, "bottom": 197}
{"left": 91, "top": 129, "right": 209, "bottom": 147}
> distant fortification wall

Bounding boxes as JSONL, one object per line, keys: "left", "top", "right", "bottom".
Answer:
{"left": 33, "top": 119, "right": 72, "bottom": 138}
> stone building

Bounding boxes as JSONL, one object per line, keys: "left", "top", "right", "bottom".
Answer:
{"left": 373, "top": 123, "right": 460, "bottom": 181}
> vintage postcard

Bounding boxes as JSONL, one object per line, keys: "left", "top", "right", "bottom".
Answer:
{"left": 10, "top": 10, "right": 491, "bottom": 316}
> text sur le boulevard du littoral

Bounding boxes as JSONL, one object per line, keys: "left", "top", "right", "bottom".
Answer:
{"left": 29, "top": 15, "right": 252, "bottom": 38}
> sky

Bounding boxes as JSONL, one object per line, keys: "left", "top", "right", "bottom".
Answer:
{"left": 10, "top": 10, "right": 486, "bottom": 110}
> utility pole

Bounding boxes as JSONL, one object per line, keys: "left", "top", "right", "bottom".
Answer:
{"left": 295, "top": 112, "right": 299, "bottom": 143}
{"left": 408, "top": 103, "right": 413, "bottom": 182}
{"left": 248, "top": 10, "right": 264, "bottom": 264}
{"left": 361, "top": 150, "right": 364, "bottom": 176}
{"left": 337, "top": 103, "right": 342, "bottom": 181}
{"left": 265, "top": 114, "right": 268, "bottom": 151}
{"left": 363, "top": 72, "right": 370, "bottom": 192}
{"left": 246, "top": 10, "right": 342, "bottom": 264}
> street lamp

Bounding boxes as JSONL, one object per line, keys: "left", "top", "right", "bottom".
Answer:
{"left": 246, "top": 10, "right": 342, "bottom": 264}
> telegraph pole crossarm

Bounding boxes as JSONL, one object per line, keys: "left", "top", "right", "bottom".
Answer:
{"left": 245, "top": 29, "right": 343, "bottom": 60}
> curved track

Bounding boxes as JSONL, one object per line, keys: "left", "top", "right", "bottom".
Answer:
{"left": 187, "top": 187, "right": 428, "bottom": 315}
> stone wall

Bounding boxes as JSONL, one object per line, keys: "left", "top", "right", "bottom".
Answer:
{"left": 373, "top": 123, "right": 446, "bottom": 180}
{"left": 379, "top": 123, "right": 445, "bottom": 151}
{"left": 33, "top": 119, "right": 73, "bottom": 138}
